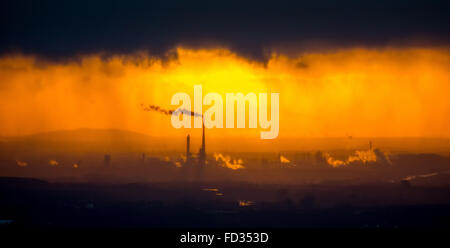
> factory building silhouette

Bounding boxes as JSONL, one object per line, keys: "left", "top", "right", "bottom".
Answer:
{"left": 141, "top": 104, "right": 206, "bottom": 172}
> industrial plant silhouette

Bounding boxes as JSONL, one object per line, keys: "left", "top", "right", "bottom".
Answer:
{"left": 1, "top": 127, "right": 450, "bottom": 228}
{"left": 0, "top": 107, "right": 449, "bottom": 228}
{"left": 182, "top": 123, "right": 206, "bottom": 180}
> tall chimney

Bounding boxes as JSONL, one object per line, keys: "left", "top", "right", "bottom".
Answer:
{"left": 198, "top": 122, "right": 206, "bottom": 168}
{"left": 186, "top": 135, "right": 191, "bottom": 158}
{"left": 201, "top": 122, "right": 205, "bottom": 155}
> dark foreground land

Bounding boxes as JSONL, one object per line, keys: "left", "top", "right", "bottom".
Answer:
{"left": 1, "top": 177, "right": 450, "bottom": 228}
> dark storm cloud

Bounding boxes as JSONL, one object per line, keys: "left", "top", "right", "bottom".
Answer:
{"left": 1, "top": 0, "right": 449, "bottom": 62}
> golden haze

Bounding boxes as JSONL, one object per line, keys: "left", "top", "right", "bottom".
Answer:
{"left": 0, "top": 47, "right": 449, "bottom": 139}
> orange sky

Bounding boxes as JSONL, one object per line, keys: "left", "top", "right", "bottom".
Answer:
{"left": 0, "top": 47, "right": 449, "bottom": 139}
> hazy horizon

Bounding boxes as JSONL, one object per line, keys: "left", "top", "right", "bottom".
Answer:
{"left": 2, "top": 127, "right": 450, "bottom": 153}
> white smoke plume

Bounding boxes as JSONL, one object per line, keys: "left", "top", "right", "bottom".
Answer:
{"left": 160, "top": 155, "right": 184, "bottom": 168}
{"left": 16, "top": 160, "right": 28, "bottom": 167}
{"left": 238, "top": 200, "right": 255, "bottom": 207}
{"left": 279, "top": 154, "right": 296, "bottom": 167}
{"left": 323, "top": 148, "right": 391, "bottom": 168}
{"left": 280, "top": 155, "right": 291, "bottom": 164}
{"left": 213, "top": 153, "right": 245, "bottom": 170}
{"left": 403, "top": 172, "right": 438, "bottom": 181}
{"left": 202, "top": 188, "right": 219, "bottom": 192}
{"left": 73, "top": 160, "right": 81, "bottom": 169}
{"left": 402, "top": 171, "right": 450, "bottom": 181}
{"left": 48, "top": 159, "right": 59, "bottom": 166}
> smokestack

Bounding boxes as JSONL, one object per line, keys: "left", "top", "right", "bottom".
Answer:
{"left": 197, "top": 122, "right": 206, "bottom": 168}
{"left": 186, "top": 135, "right": 191, "bottom": 159}
{"left": 202, "top": 122, "right": 205, "bottom": 156}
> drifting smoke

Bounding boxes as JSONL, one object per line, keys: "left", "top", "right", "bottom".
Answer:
{"left": 203, "top": 188, "right": 224, "bottom": 196}
{"left": 202, "top": 188, "right": 219, "bottom": 192}
{"left": 323, "top": 154, "right": 346, "bottom": 167}
{"left": 73, "top": 160, "right": 81, "bottom": 169}
{"left": 323, "top": 148, "right": 391, "bottom": 168}
{"left": 280, "top": 155, "right": 291, "bottom": 164}
{"left": 16, "top": 160, "right": 28, "bottom": 167}
{"left": 142, "top": 104, "right": 203, "bottom": 117}
{"left": 213, "top": 153, "right": 245, "bottom": 170}
{"left": 403, "top": 172, "right": 438, "bottom": 181}
{"left": 238, "top": 200, "right": 255, "bottom": 207}
{"left": 48, "top": 160, "right": 59, "bottom": 166}
{"left": 160, "top": 155, "right": 183, "bottom": 167}
{"left": 279, "top": 154, "right": 296, "bottom": 167}
{"left": 402, "top": 171, "right": 450, "bottom": 182}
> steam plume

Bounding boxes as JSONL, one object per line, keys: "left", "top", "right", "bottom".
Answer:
{"left": 323, "top": 148, "right": 391, "bottom": 168}
{"left": 280, "top": 155, "right": 291, "bottom": 164}
{"left": 238, "top": 200, "right": 255, "bottom": 207}
{"left": 403, "top": 172, "right": 439, "bottom": 181}
{"left": 48, "top": 159, "right": 59, "bottom": 166}
{"left": 213, "top": 152, "right": 245, "bottom": 170}
{"left": 16, "top": 160, "right": 28, "bottom": 167}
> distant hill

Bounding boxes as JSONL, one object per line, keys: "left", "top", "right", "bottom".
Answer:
{"left": 7, "top": 128, "right": 154, "bottom": 143}
{"left": 0, "top": 128, "right": 178, "bottom": 154}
